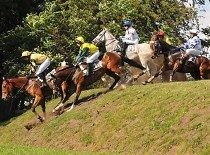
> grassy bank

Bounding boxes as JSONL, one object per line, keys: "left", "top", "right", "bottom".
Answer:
{"left": 1, "top": 80, "right": 210, "bottom": 154}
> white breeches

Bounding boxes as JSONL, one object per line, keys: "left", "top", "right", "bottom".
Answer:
{"left": 124, "top": 39, "right": 139, "bottom": 45}
{"left": 86, "top": 51, "right": 100, "bottom": 63}
{"left": 36, "top": 58, "right": 51, "bottom": 75}
{"left": 185, "top": 48, "right": 201, "bottom": 56}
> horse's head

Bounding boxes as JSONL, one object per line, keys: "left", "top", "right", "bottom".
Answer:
{"left": 2, "top": 78, "right": 13, "bottom": 100}
{"left": 150, "top": 34, "right": 174, "bottom": 56}
{"left": 50, "top": 74, "right": 61, "bottom": 92}
{"left": 150, "top": 34, "right": 159, "bottom": 53}
{"left": 92, "top": 28, "right": 107, "bottom": 45}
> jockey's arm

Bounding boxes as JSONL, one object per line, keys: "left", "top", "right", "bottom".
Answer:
{"left": 75, "top": 48, "right": 89, "bottom": 63}
{"left": 30, "top": 59, "right": 36, "bottom": 72}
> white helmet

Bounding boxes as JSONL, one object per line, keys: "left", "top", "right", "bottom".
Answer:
{"left": 189, "top": 29, "right": 198, "bottom": 34}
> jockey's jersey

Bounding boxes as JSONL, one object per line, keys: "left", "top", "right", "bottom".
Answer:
{"left": 80, "top": 43, "right": 99, "bottom": 54}
{"left": 186, "top": 36, "right": 202, "bottom": 50}
{"left": 125, "top": 27, "right": 139, "bottom": 41}
{"left": 30, "top": 53, "right": 47, "bottom": 66}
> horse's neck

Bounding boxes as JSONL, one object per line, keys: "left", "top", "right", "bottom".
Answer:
{"left": 105, "top": 33, "right": 119, "bottom": 52}
{"left": 9, "top": 77, "right": 28, "bottom": 89}
{"left": 56, "top": 68, "right": 76, "bottom": 80}
{"left": 161, "top": 41, "right": 175, "bottom": 52}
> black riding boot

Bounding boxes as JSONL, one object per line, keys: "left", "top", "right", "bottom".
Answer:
{"left": 37, "top": 72, "right": 47, "bottom": 87}
{"left": 179, "top": 57, "right": 186, "bottom": 69}
{"left": 122, "top": 42, "right": 128, "bottom": 56}
{"left": 86, "top": 63, "right": 93, "bottom": 76}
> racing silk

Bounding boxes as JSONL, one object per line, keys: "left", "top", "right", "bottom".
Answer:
{"left": 184, "top": 36, "right": 202, "bottom": 51}
{"left": 76, "top": 43, "right": 99, "bottom": 63}
{"left": 30, "top": 53, "right": 48, "bottom": 66}
{"left": 124, "top": 27, "right": 139, "bottom": 44}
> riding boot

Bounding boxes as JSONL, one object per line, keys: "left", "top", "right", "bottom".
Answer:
{"left": 122, "top": 42, "right": 128, "bottom": 56}
{"left": 86, "top": 63, "right": 92, "bottom": 76}
{"left": 37, "top": 73, "right": 47, "bottom": 87}
{"left": 179, "top": 56, "right": 187, "bottom": 69}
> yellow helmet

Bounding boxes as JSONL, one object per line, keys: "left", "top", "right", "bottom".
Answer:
{"left": 22, "top": 51, "right": 31, "bottom": 57}
{"left": 75, "top": 36, "right": 84, "bottom": 43}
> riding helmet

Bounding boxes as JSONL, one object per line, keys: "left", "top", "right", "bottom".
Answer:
{"left": 157, "top": 31, "right": 165, "bottom": 36}
{"left": 123, "top": 20, "right": 132, "bottom": 27}
{"left": 22, "top": 51, "right": 31, "bottom": 57}
{"left": 75, "top": 36, "right": 85, "bottom": 43}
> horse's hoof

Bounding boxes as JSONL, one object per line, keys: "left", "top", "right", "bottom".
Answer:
{"left": 142, "top": 81, "right": 147, "bottom": 85}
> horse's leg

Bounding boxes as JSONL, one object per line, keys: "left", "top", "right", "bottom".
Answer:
{"left": 53, "top": 81, "right": 69, "bottom": 112}
{"left": 40, "top": 98, "right": 46, "bottom": 120}
{"left": 67, "top": 84, "right": 83, "bottom": 112}
{"left": 199, "top": 63, "right": 208, "bottom": 79}
{"left": 31, "top": 96, "right": 44, "bottom": 122}
{"left": 53, "top": 81, "right": 75, "bottom": 112}
{"left": 142, "top": 66, "right": 165, "bottom": 85}
{"left": 105, "top": 69, "right": 121, "bottom": 90}
{"left": 170, "top": 62, "right": 180, "bottom": 82}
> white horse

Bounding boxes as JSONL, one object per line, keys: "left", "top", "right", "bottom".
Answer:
{"left": 92, "top": 28, "right": 187, "bottom": 82}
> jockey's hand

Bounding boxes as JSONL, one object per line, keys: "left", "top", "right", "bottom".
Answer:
{"left": 29, "top": 69, "right": 35, "bottom": 75}
{"left": 73, "top": 63, "right": 79, "bottom": 68}
{"left": 26, "top": 73, "right": 31, "bottom": 79}
{"left": 117, "top": 52, "right": 122, "bottom": 55}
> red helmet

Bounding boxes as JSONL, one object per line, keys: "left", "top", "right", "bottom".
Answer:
{"left": 157, "top": 31, "right": 165, "bottom": 36}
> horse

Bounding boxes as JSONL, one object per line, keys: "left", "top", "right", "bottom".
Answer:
{"left": 2, "top": 76, "right": 53, "bottom": 122}
{"left": 52, "top": 52, "right": 123, "bottom": 113}
{"left": 143, "top": 38, "right": 210, "bottom": 84}
{"left": 92, "top": 28, "right": 187, "bottom": 82}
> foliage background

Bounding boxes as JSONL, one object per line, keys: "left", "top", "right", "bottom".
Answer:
{"left": 0, "top": 0, "right": 209, "bottom": 77}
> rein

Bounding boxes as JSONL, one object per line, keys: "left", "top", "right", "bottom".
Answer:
{"left": 6, "top": 78, "right": 29, "bottom": 99}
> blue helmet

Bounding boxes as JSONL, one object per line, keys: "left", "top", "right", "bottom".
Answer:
{"left": 123, "top": 20, "right": 132, "bottom": 27}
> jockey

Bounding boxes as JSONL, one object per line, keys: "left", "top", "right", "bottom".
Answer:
{"left": 75, "top": 36, "right": 100, "bottom": 76}
{"left": 21, "top": 51, "right": 51, "bottom": 87}
{"left": 120, "top": 20, "right": 139, "bottom": 55}
{"left": 180, "top": 29, "right": 202, "bottom": 66}
{"left": 152, "top": 30, "right": 164, "bottom": 58}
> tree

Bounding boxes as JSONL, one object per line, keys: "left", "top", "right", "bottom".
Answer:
{"left": 1, "top": 0, "right": 196, "bottom": 77}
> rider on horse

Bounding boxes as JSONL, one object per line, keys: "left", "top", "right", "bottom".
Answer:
{"left": 151, "top": 30, "right": 172, "bottom": 59}
{"left": 75, "top": 36, "right": 100, "bottom": 76}
{"left": 120, "top": 20, "right": 139, "bottom": 55}
{"left": 180, "top": 29, "right": 202, "bottom": 67}
{"left": 21, "top": 51, "right": 51, "bottom": 87}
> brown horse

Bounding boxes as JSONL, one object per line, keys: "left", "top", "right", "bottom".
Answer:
{"left": 52, "top": 52, "right": 123, "bottom": 113}
{"left": 143, "top": 37, "right": 210, "bottom": 84}
{"left": 2, "top": 76, "right": 53, "bottom": 122}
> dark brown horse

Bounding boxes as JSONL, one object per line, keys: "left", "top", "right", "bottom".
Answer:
{"left": 143, "top": 36, "right": 210, "bottom": 84}
{"left": 52, "top": 52, "right": 123, "bottom": 112}
{"left": 2, "top": 76, "right": 53, "bottom": 122}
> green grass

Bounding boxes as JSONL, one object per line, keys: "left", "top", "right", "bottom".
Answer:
{"left": 1, "top": 80, "right": 210, "bottom": 154}
{"left": 0, "top": 145, "right": 101, "bottom": 155}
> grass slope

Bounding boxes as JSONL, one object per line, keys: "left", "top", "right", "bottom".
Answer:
{"left": 1, "top": 80, "right": 210, "bottom": 154}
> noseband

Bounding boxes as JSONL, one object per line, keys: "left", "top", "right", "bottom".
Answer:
{"left": 93, "top": 30, "right": 117, "bottom": 47}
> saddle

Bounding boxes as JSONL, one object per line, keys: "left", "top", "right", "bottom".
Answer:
{"left": 75, "top": 60, "right": 102, "bottom": 77}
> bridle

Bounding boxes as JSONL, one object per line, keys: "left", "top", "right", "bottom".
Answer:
{"left": 2, "top": 78, "right": 30, "bottom": 100}
{"left": 92, "top": 29, "right": 118, "bottom": 47}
